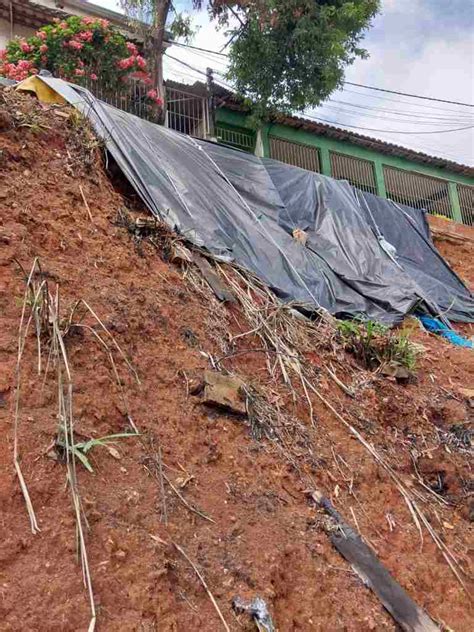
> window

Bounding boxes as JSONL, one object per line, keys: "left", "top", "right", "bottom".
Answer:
{"left": 216, "top": 127, "right": 255, "bottom": 152}
{"left": 383, "top": 166, "right": 453, "bottom": 218}
{"left": 269, "top": 137, "right": 321, "bottom": 173}
{"left": 329, "top": 152, "right": 377, "bottom": 194}
{"left": 457, "top": 184, "right": 474, "bottom": 227}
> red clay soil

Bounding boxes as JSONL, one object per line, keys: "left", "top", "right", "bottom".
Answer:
{"left": 0, "top": 90, "right": 473, "bottom": 632}
{"left": 429, "top": 216, "right": 474, "bottom": 291}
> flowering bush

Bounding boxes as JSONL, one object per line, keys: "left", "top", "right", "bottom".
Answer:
{"left": 0, "top": 16, "right": 162, "bottom": 105}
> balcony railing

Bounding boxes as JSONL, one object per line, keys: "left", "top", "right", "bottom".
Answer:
{"left": 83, "top": 77, "right": 210, "bottom": 139}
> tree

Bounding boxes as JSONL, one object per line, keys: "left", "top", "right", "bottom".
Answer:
{"left": 120, "top": 1, "right": 379, "bottom": 119}
{"left": 0, "top": 16, "right": 162, "bottom": 106}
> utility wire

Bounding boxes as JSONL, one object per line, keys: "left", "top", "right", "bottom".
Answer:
{"left": 164, "top": 40, "right": 474, "bottom": 108}
{"left": 344, "top": 82, "right": 473, "bottom": 108}
{"left": 340, "top": 88, "right": 474, "bottom": 115}
{"left": 315, "top": 104, "right": 474, "bottom": 127}
{"left": 166, "top": 54, "right": 474, "bottom": 135}
{"left": 302, "top": 113, "right": 474, "bottom": 135}
{"left": 328, "top": 99, "right": 474, "bottom": 122}
{"left": 165, "top": 39, "right": 228, "bottom": 58}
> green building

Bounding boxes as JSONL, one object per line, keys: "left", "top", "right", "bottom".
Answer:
{"left": 213, "top": 96, "right": 474, "bottom": 227}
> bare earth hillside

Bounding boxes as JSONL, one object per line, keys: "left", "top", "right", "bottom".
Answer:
{"left": 0, "top": 88, "right": 472, "bottom": 631}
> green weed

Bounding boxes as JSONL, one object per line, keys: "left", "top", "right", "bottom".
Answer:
{"left": 337, "top": 319, "right": 417, "bottom": 372}
{"left": 57, "top": 432, "right": 138, "bottom": 472}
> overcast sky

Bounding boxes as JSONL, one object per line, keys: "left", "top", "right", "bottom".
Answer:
{"left": 97, "top": 0, "right": 474, "bottom": 165}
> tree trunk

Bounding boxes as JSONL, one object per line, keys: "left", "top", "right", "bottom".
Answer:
{"left": 151, "top": 0, "right": 171, "bottom": 124}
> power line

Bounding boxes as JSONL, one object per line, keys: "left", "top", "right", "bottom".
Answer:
{"left": 301, "top": 113, "right": 474, "bottom": 135}
{"left": 164, "top": 40, "right": 474, "bottom": 108}
{"left": 340, "top": 87, "right": 473, "bottom": 115}
{"left": 165, "top": 53, "right": 236, "bottom": 91}
{"left": 165, "top": 39, "right": 228, "bottom": 58}
{"left": 315, "top": 103, "right": 473, "bottom": 127}
{"left": 344, "top": 82, "right": 473, "bottom": 108}
{"left": 327, "top": 99, "right": 474, "bottom": 123}
{"left": 165, "top": 52, "right": 209, "bottom": 77}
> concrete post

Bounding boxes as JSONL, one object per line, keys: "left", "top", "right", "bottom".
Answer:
{"left": 448, "top": 181, "right": 463, "bottom": 223}
{"left": 319, "top": 146, "right": 332, "bottom": 176}
{"left": 374, "top": 161, "right": 387, "bottom": 198}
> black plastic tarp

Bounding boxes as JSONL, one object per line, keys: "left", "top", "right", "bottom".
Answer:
{"left": 40, "top": 78, "right": 474, "bottom": 325}
{"left": 355, "top": 191, "right": 474, "bottom": 322}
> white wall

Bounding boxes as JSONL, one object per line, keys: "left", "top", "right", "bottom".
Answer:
{"left": 0, "top": 18, "right": 35, "bottom": 49}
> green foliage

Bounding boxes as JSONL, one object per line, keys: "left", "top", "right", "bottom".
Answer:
{"left": 58, "top": 432, "right": 139, "bottom": 472}
{"left": 169, "top": 13, "right": 198, "bottom": 43}
{"left": 337, "top": 319, "right": 417, "bottom": 371}
{"left": 225, "top": 0, "right": 380, "bottom": 115}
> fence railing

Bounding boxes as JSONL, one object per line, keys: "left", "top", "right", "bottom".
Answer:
{"left": 457, "top": 184, "right": 474, "bottom": 226}
{"left": 83, "top": 78, "right": 210, "bottom": 137}
{"left": 216, "top": 126, "right": 255, "bottom": 152}
{"left": 166, "top": 86, "right": 210, "bottom": 138}
{"left": 269, "top": 136, "right": 321, "bottom": 173}
{"left": 330, "top": 151, "right": 378, "bottom": 195}
{"left": 384, "top": 165, "right": 454, "bottom": 219}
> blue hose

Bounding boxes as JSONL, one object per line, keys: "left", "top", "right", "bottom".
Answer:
{"left": 418, "top": 314, "right": 473, "bottom": 349}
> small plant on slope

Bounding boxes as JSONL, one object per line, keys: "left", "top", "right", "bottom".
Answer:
{"left": 337, "top": 319, "right": 418, "bottom": 372}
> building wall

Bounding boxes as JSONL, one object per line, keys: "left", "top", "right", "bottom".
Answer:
{"left": 0, "top": 18, "right": 34, "bottom": 49}
{"left": 216, "top": 107, "right": 474, "bottom": 224}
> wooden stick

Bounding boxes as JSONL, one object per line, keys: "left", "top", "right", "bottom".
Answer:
{"left": 79, "top": 184, "right": 94, "bottom": 223}
{"left": 311, "top": 491, "right": 439, "bottom": 632}
{"left": 162, "top": 471, "right": 215, "bottom": 524}
{"left": 173, "top": 542, "right": 230, "bottom": 632}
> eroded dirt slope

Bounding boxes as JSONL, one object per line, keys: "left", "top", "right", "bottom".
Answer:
{"left": 0, "top": 89, "right": 473, "bottom": 631}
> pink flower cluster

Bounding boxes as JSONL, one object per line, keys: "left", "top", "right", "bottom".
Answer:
{"left": 136, "top": 55, "right": 146, "bottom": 69}
{"left": 130, "top": 70, "right": 152, "bottom": 85}
{"left": 68, "top": 40, "right": 83, "bottom": 51}
{"left": 78, "top": 30, "right": 93, "bottom": 42}
{"left": 117, "top": 53, "right": 146, "bottom": 70}
{"left": 20, "top": 41, "right": 32, "bottom": 53}
{"left": 117, "top": 56, "right": 134, "bottom": 70}
{"left": 146, "top": 89, "right": 164, "bottom": 106}
{"left": 36, "top": 31, "right": 47, "bottom": 41}
{"left": 0, "top": 58, "right": 37, "bottom": 81}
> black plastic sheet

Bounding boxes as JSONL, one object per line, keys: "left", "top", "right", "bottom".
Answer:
{"left": 40, "top": 78, "right": 473, "bottom": 325}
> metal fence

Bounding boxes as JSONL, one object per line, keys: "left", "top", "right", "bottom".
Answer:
{"left": 166, "top": 86, "right": 209, "bottom": 138}
{"left": 457, "top": 184, "right": 474, "bottom": 226}
{"left": 383, "top": 166, "right": 453, "bottom": 219}
{"left": 82, "top": 76, "right": 155, "bottom": 121}
{"left": 330, "top": 152, "right": 377, "bottom": 194}
{"left": 216, "top": 126, "right": 255, "bottom": 152}
{"left": 83, "top": 78, "right": 210, "bottom": 137}
{"left": 269, "top": 136, "right": 321, "bottom": 172}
